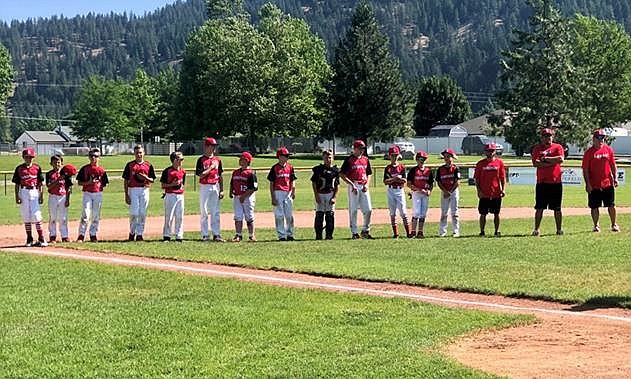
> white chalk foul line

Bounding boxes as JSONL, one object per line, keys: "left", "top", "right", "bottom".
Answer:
{"left": 6, "top": 247, "right": 631, "bottom": 324}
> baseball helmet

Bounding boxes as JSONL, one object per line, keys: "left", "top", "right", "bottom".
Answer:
{"left": 388, "top": 145, "right": 401, "bottom": 155}
{"left": 415, "top": 150, "right": 428, "bottom": 160}
{"left": 22, "top": 148, "right": 36, "bottom": 157}
{"left": 240, "top": 151, "right": 253, "bottom": 162}
{"left": 441, "top": 148, "right": 457, "bottom": 159}
{"left": 352, "top": 139, "right": 366, "bottom": 149}
{"left": 276, "top": 146, "right": 291, "bottom": 158}
{"left": 540, "top": 128, "right": 555, "bottom": 136}
{"left": 61, "top": 163, "right": 78, "bottom": 176}
{"left": 204, "top": 137, "right": 218, "bottom": 146}
{"left": 484, "top": 143, "right": 497, "bottom": 151}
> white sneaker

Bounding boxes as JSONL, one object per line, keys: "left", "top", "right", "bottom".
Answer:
{"left": 453, "top": 233, "right": 460, "bottom": 238}
{"left": 592, "top": 225, "right": 600, "bottom": 232}
{"left": 438, "top": 232, "right": 447, "bottom": 237}
{"left": 612, "top": 224, "right": 621, "bottom": 232}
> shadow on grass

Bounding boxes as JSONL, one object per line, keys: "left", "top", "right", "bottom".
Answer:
{"left": 567, "top": 296, "right": 631, "bottom": 311}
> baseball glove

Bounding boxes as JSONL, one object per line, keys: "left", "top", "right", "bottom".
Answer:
{"left": 134, "top": 172, "right": 147, "bottom": 183}
{"left": 61, "top": 163, "right": 78, "bottom": 177}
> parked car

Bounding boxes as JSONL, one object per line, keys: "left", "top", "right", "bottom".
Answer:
{"left": 461, "top": 135, "right": 504, "bottom": 155}
{"left": 382, "top": 141, "right": 415, "bottom": 159}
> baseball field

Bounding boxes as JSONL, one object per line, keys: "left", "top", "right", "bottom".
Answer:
{"left": 2, "top": 153, "right": 631, "bottom": 377}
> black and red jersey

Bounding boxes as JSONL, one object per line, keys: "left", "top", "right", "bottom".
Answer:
{"left": 77, "top": 164, "right": 109, "bottom": 193}
{"left": 384, "top": 163, "right": 406, "bottom": 187}
{"left": 267, "top": 163, "right": 296, "bottom": 192}
{"left": 46, "top": 169, "right": 73, "bottom": 196}
{"left": 436, "top": 164, "right": 460, "bottom": 192}
{"left": 122, "top": 160, "right": 156, "bottom": 188}
{"left": 340, "top": 155, "right": 372, "bottom": 184}
{"left": 310, "top": 164, "right": 339, "bottom": 194}
{"left": 196, "top": 155, "right": 223, "bottom": 185}
{"left": 12, "top": 163, "right": 44, "bottom": 188}
{"left": 230, "top": 168, "right": 258, "bottom": 196}
{"left": 407, "top": 166, "right": 434, "bottom": 191}
{"left": 160, "top": 167, "right": 186, "bottom": 194}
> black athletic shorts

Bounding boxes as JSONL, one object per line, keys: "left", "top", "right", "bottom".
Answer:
{"left": 588, "top": 186, "right": 615, "bottom": 209}
{"left": 535, "top": 183, "right": 563, "bottom": 211}
{"left": 478, "top": 198, "right": 502, "bottom": 215}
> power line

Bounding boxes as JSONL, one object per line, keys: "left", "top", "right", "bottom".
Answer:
{"left": 14, "top": 82, "right": 82, "bottom": 88}
{"left": 4, "top": 115, "right": 77, "bottom": 122}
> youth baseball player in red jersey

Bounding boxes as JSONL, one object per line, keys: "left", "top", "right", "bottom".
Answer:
{"left": 76, "top": 148, "right": 109, "bottom": 242}
{"left": 268, "top": 147, "right": 297, "bottom": 241}
{"left": 160, "top": 151, "right": 186, "bottom": 242}
{"left": 582, "top": 129, "right": 620, "bottom": 232}
{"left": 12, "top": 148, "right": 47, "bottom": 247}
{"left": 531, "top": 128, "right": 565, "bottom": 236}
{"left": 436, "top": 148, "right": 460, "bottom": 237}
{"left": 45, "top": 154, "right": 74, "bottom": 243}
{"left": 196, "top": 137, "right": 224, "bottom": 242}
{"left": 230, "top": 151, "right": 258, "bottom": 242}
{"left": 474, "top": 143, "right": 506, "bottom": 237}
{"left": 310, "top": 149, "right": 339, "bottom": 240}
{"left": 383, "top": 145, "right": 410, "bottom": 238}
{"left": 123, "top": 145, "right": 156, "bottom": 241}
{"left": 407, "top": 151, "right": 434, "bottom": 238}
{"left": 340, "top": 139, "right": 373, "bottom": 239}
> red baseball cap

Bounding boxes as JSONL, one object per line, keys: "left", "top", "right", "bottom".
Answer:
{"left": 388, "top": 145, "right": 400, "bottom": 155}
{"left": 540, "top": 128, "right": 555, "bottom": 136}
{"left": 415, "top": 151, "right": 428, "bottom": 160}
{"left": 240, "top": 151, "right": 253, "bottom": 162}
{"left": 276, "top": 146, "right": 291, "bottom": 157}
{"left": 441, "top": 148, "right": 457, "bottom": 159}
{"left": 593, "top": 129, "right": 606, "bottom": 137}
{"left": 352, "top": 139, "right": 366, "bottom": 149}
{"left": 22, "top": 148, "right": 36, "bottom": 157}
{"left": 484, "top": 143, "right": 497, "bottom": 151}
{"left": 203, "top": 137, "right": 218, "bottom": 146}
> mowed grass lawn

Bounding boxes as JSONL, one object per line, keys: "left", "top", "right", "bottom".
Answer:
{"left": 0, "top": 253, "right": 527, "bottom": 377}
{"left": 0, "top": 154, "right": 629, "bottom": 224}
{"left": 73, "top": 215, "right": 631, "bottom": 308}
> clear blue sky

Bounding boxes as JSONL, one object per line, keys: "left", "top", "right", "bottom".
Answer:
{"left": 0, "top": 0, "right": 178, "bottom": 23}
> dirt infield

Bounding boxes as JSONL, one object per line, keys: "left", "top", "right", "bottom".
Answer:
{"left": 2, "top": 207, "right": 631, "bottom": 377}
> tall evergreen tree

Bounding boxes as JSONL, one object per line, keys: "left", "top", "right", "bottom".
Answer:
{"left": 413, "top": 76, "right": 471, "bottom": 136}
{"left": 328, "top": 1, "right": 412, "bottom": 143}
{"left": 0, "top": 44, "right": 13, "bottom": 142}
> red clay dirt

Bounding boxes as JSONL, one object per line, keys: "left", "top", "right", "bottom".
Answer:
{"left": 2, "top": 207, "right": 631, "bottom": 378}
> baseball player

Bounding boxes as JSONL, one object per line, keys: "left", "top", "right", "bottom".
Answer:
{"left": 76, "top": 148, "right": 109, "bottom": 242}
{"left": 340, "top": 139, "right": 373, "bottom": 239}
{"left": 123, "top": 145, "right": 156, "bottom": 241}
{"left": 45, "top": 154, "right": 74, "bottom": 243}
{"left": 582, "top": 129, "right": 620, "bottom": 232}
{"left": 229, "top": 151, "right": 258, "bottom": 242}
{"left": 383, "top": 145, "right": 410, "bottom": 238}
{"left": 310, "top": 149, "right": 339, "bottom": 240}
{"left": 160, "top": 151, "right": 186, "bottom": 242}
{"left": 267, "top": 147, "right": 297, "bottom": 241}
{"left": 436, "top": 148, "right": 460, "bottom": 237}
{"left": 474, "top": 143, "right": 506, "bottom": 237}
{"left": 12, "top": 148, "right": 47, "bottom": 247}
{"left": 196, "top": 137, "right": 224, "bottom": 242}
{"left": 406, "top": 150, "right": 433, "bottom": 238}
{"left": 531, "top": 127, "right": 565, "bottom": 236}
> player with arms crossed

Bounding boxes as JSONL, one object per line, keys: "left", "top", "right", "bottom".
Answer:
{"left": 436, "top": 148, "right": 461, "bottom": 237}
{"left": 122, "top": 145, "right": 156, "bottom": 241}
{"left": 46, "top": 154, "right": 75, "bottom": 243}
{"left": 196, "top": 137, "right": 225, "bottom": 242}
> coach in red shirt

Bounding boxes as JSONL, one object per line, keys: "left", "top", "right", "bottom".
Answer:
{"left": 582, "top": 129, "right": 620, "bottom": 232}
{"left": 474, "top": 143, "right": 506, "bottom": 237}
{"left": 531, "top": 127, "right": 565, "bottom": 236}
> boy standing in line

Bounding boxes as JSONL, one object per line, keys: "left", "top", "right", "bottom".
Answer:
{"left": 268, "top": 147, "right": 297, "bottom": 241}
{"left": 46, "top": 154, "right": 74, "bottom": 243}
{"left": 229, "top": 151, "right": 258, "bottom": 242}
{"left": 383, "top": 145, "right": 410, "bottom": 238}
{"left": 12, "top": 148, "right": 47, "bottom": 247}
{"left": 160, "top": 151, "right": 186, "bottom": 242}
{"left": 436, "top": 148, "right": 461, "bottom": 237}
{"left": 406, "top": 151, "right": 433, "bottom": 238}
{"left": 340, "top": 140, "right": 373, "bottom": 239}
{"left": 196, "top": 137, "right": 224, "bottom": 242}
{"left": 310, "top": 149, "right": 339, "bottom": 240}
{"left": 76, "top": 148, "right": 109, "bottom": 242}
{"left": 474, "top": 143, "right": 506, "bottom": 237}
{"left": 122, "top": 145, "right": 156, "bottom": 241}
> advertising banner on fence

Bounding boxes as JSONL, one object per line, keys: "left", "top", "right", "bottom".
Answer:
{"left": 505, "top": 167, "right": 626, "bottom": 186}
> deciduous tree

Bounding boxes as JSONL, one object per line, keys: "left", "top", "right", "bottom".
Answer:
{"left": 413, "top": 76, "right": 471, "bottom": 136}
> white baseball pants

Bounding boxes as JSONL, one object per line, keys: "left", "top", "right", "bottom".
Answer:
{"left": 48, "top": 193, "right": 68, "bottom": 238}
{"left": 273, "top": 190, "right": 294, "bottom": 239}
{"left": 199, "top": 183, "right": 221, "bottom": 237}
{"left": 78, "top": 192, "right": 103, "bottom": 237}
{"left": 163, "top": 193, "right": 184, "bottom": 240}
{"left": 348, "top": 184, "right": 372, "bottom": 234}
{"left": 387, "top": 187, "right": 407, "bottom": 218}
{"left": 128, "top": 187, "right": 150, "bottom": 236}
{"left": 411, "top": 192, "right": 430, "bottom": 220}
{"left": 19, "top": 188, "right": 43, "bottom": 223}
{"left": 233, "top": 194, "right": 256, "bottom": 222}
{"left": 439, "top": 188, "right": 460, "bottom": 236}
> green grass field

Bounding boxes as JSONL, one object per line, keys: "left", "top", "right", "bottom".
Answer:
{"left": 71, "top": 215, "right": 631, "bottom": 308}
{"left": 0, "top": 253, "right": 526, "bottom": 377}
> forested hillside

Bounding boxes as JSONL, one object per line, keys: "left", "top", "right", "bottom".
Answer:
{"left": 1, "top": 0, "right": 631, "bottom": 132}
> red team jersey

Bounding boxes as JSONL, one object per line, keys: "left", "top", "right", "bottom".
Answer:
{"left": 230, "top": 168, "right": 258, "bottom": 196}
{"left": 77, "top": 164, "right": 109, "bottom": 193}
{"left": 436, "top": 164, "right": 460, "bottom": 192}
{"left": 160, "top": 167, "right": 186, "bottom": 194}
{"left": 45, "top": 169, "right": 73, "bottom": 196}
{"left": 196, "top": 155, "right": 223, "bottom": 185}
{"left": 406, "top": 166, "right": 434, "bottom": 191}
{"left": 267, "top": 163, "right": 296, "bottom": 192}
{"left": 531, "top": 143, "right": 564, "bottom": 184}
{"left": 12, "top": 163, "right": 44, "bottom": 188}
{"left": 123, "top": 160, "right": 156, "bottom": 188}
{"left": 340, "top": 155, "right": 372, "bottom": 184}
{"left": 582, "top": 144, "right": 616, "bottom": 189}
{"left": 383, "top": 164, "right": 406, "bottom": 188}
{"left": 474, "top": 158, "right": 506, "bottom": 198}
